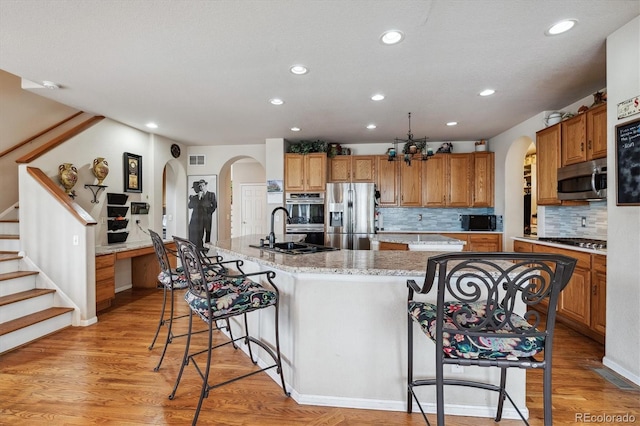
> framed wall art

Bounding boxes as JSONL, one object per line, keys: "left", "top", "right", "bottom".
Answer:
{"left": 615, "top": 118, "right": 640, "bottom": 206}
{"left": 123, "top": 152, "right": 142, "bottom": 193}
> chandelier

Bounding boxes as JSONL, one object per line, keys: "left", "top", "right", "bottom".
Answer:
{"left": 388, "top": 112, "right": 432, "bottom": 165}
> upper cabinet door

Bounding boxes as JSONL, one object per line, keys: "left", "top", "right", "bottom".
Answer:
{"left": 587, "top": 104, "right": 607, "bottom": 160}
{"left": 562, "top": 114, "right": 587, "bottom": 166}
{"left": 305, "top": 153, "right": 327, "bottom": 191}
{"left": 284, "top": 154, "right": 305, "bottom": 191}
{"left": 448, "top": 154, "right": 472, "bottom": 207}
{"left": 351, "top": 156, "right": 375, "bottom": 182}
{"left": 472, "top": 152, "right": 494, "bottom": 207}
{"left": 536, "top": 124, "right": 562, "bottom": 205}
{"left": 376, "top": 156, "right": 399, "bottom": 206}
{"left": 328, "top": 156, "right": 351, "bottom": 182}
{"left": 399, "top": 160, "right": 422, "bottom": 206}
{"left": 422, "top": 154, "right": 447, "bottom": 207}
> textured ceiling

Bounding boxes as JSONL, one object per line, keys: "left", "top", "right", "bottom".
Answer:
{"left": 0, "top": 0, "right": 638, "bottom": 146}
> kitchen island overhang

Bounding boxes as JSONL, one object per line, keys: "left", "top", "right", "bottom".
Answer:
{"left": 205, "top": 235, "right": 528, "bottom": 421}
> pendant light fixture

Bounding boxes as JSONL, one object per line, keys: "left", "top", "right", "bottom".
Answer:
{"left": 388, "top": 112, "right": 432, "bottom": 165}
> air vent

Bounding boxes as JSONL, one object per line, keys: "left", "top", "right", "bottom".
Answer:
{"left": 189, "top": 155, "right": 205, "bottom": 165}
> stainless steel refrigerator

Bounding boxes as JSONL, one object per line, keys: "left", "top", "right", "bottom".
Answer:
{"left": 325, "top": 182, "right": 375, "bottom": 250}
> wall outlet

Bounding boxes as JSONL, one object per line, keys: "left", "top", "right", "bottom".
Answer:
{"left": 581, "top": 216, "right": 587, "bottom": 227}
{"left": 418, "top": 214, "right": 422, "bottom": 221}
{"left": 458, "top": 214, "right": 462, "bottom": 221}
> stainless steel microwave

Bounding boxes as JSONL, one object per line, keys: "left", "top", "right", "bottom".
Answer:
{"left": 557, "top": 158, "right": 607, "bottom": 201}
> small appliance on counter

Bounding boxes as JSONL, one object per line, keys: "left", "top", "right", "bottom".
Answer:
{"left": 461, "top": 214, "right": 497, "bottom": 231}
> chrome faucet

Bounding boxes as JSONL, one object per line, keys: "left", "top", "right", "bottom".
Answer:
{"left": 268, "top": 207, "right": 290, "bottom": 248}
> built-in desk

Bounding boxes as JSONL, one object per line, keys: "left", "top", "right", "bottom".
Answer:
{"left": 95, "top": 240, "right": 176, "bottom": 311}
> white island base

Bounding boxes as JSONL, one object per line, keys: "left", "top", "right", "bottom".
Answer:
{"left": 212, "top": 236, "right": 528, "bottom": 421}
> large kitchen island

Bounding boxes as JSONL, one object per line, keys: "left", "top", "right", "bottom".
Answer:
{"left": 207, "top": 235, "right": 528, "bottom": 420}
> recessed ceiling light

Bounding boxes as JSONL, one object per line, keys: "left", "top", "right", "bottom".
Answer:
{"left": 546, "top": 19, "right": 577, "bottom": 36}
{"left": 371, "top": 94, "right": 385, "bottom": 101}
{"left": 367, "top": 124, "right": 377, "bottom": 130}
{"left": 290, "top": 65, "right": 308, "bottom": 75}
{"left": 269, "top": 98, "right": 284, "bottom": 105}
{"left": 291, "top": 126, "right": 301, "bottom": 132}
{"left": 146, "top": 122, "right": 158, "bottom": 129}
{"left": 479, "top": 89, "right": 495, "bottom": 97}
{"left": 446, "top": 121, "right": 458, "bottom": 126}
{"left": 380, "top": 30, "right": 404, "bottom": 45}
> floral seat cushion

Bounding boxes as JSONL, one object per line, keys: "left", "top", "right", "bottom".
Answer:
{"left": 184, "top": 275, "right": 277, "bottom": 322}
{"left": 157, "top": 264, "right": 229, "bottom": 290}
{"left": 408, "top": 300, "right": 545, "bottom": 360}
{"left": 157, "top": 268, "right": 189, "bottom": 290}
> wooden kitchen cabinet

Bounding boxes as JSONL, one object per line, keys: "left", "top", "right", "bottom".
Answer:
{"left": 536, "top": 124, "right": 562, "bottom": 205}
{"left": 562, "top": 104, "right": 607, "bottom": 166}
{"left": 448, "top": 154, "right": 473, "bottom": 207}
{"left": 467, "top": 233, "right": 502, "bottom": 252}
{"left": 586, "top": 104, "right": 608, "bottom": 160}
{"left": 533, "top": 244, "right": 592, "bottom": 330}
{"left": 378, "top": 241, "right": 409, "bottom": 250}
{"left": 422, "top": 154, "right": 448, "bottom": 207}
{"left": 591, "top": 254, "right": 607, "bottom": 337}
{"left": 284, "top": 153, "right": 326, "bottom": 192}
{"left": 472, "top": 152, "right": 494, "bottom": 207}
{"left": 562, "top": 113, "right": 586, "bottom": 166}
{"left": 399, "top": 160, "right": 422, "bottom": 206}
{"left": 328, "top": 155, "right": 375, "bottom": 182}
{"left": 376, "top": 156, "right": 399, "bottom": 206}
{"left": 422, "top": 154, "right": 472, "bottom": 207}
{"left": 519, "top": 240, "right": 606, "bottom": 343}
{"left": 513, "top": 240, "right": 533, "bottom": 253}
{"left": 95, "top": 253, "right": 116, "bottom": 311}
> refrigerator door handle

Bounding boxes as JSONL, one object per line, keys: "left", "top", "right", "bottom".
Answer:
{"left": 347, "top": 188, "right": 353, "bottom": 235}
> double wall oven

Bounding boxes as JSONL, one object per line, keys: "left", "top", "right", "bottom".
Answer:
{"left": 285, "top": 192, "right": 325, "bottom": 245}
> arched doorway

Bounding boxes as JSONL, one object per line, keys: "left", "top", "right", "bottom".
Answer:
{"left": 503, "top": 136, "right": 535, "bottom": 251}
{"left": 217, "top": 156, "right": 266, "bottom": 241}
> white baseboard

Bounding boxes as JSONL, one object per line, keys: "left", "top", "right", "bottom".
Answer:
{"left": 603, "top": 356, "right": 640, "bottom": 386}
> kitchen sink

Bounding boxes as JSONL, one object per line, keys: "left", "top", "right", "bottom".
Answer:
{"left": 249, "top": 241, "right": 339, "bottom": 255}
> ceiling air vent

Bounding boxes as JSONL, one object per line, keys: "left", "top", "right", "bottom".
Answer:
{"left": 189, "top": 155, "right": 205, "bottom": 165}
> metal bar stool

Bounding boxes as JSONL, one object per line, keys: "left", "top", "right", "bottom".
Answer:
{"left": 170, "top": 236, "right": 289, "bottom": 425}
{"left": 407, "top": 252, "right": 576, "bottom": 425}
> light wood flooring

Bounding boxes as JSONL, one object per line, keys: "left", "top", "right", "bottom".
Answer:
{"left": 0, "top": 288, "right": 638, "bottom": 425}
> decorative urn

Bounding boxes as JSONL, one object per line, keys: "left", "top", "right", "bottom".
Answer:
{"left": 92, "top": 157, "right": 109, "bottom": 185}
{"left": 58, "top": 163, "right": 78, "bottom": 197}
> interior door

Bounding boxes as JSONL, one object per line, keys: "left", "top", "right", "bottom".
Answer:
{"left": 240, "top": 184, "right": 267, "bottom": 237}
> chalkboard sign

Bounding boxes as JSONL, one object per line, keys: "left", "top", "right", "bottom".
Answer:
{"left": 616, "top": 117, "right": 640, "bottom": 205}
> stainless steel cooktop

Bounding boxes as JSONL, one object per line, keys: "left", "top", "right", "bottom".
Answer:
{"left": 538, "top": 237, "right": 606, "bottom": 250}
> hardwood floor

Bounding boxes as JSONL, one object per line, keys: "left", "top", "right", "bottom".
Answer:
{"left": 1, "top": 288, "right": 637, "bottom": 425}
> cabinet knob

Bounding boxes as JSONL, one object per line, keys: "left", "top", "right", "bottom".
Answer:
{"left": 581, "top": 142, "right": 584, "bottom": 152}
{"left": 588, "top": 140, "right": 592, "bottom": 149}
{"left": 592, "top": 284, "right": 597, "bottom": 296}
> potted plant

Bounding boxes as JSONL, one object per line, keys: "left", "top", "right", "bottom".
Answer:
{"left": 288, "top": 140, "right": 328, "bottom": 154}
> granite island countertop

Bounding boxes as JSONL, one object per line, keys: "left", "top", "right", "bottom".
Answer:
{"left": 211, "top": 234, "right": 447, "bottom": 276}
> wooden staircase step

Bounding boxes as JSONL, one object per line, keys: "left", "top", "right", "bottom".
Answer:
{"left": 0, "top": 307, "right": 74, "bottom": 336}
{"left": 0, "top": 270, "right": 39, "bottom": 281}
{"left": 0, "top": 288, "right": 55, "bottom": 307}
{"left": 0, "top": 253, "right": 21, "bottom": 261}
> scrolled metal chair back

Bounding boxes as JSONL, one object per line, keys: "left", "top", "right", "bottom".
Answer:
{"left": 427, "top": 252, "right": 576, "bottom": 338}
{"left": 149, "top": 229, "right": 172, "bottom": 275}
{"left": 173, "top": 236, "right": 211, "bottom": 298}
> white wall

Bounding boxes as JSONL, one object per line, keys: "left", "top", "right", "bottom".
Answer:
{"left": 603, "top": 16, "right": 640, "bottom": 386}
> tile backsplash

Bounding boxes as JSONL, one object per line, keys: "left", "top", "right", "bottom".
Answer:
{"left": 542, "top": 201, "right": 607, "bottom": 239}
{"left": 376, "top": 207, "right": 501, "bottom": 232}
